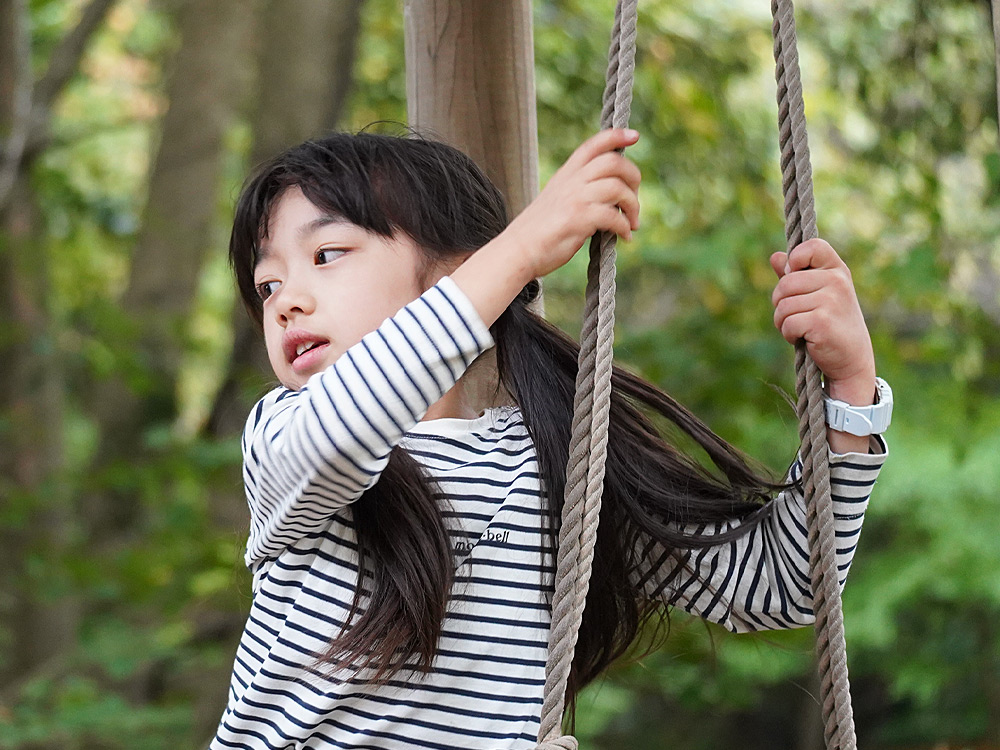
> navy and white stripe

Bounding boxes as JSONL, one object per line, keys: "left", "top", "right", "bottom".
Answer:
{"left": 629, "top": 435, "right": 887, "bottom": 633}
{"left": 213, "top": 275, "right": 887, "bottom": 749}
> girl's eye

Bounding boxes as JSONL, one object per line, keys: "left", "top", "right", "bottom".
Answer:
{"left": 256, "top": 280, "right": 280, "bottom": 301}
{"left": 316, "top": 247, "right": 347, "bottom": 265}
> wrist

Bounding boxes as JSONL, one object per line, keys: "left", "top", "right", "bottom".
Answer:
{"left": 449, "top": 233, "right": 537, "bottom": 328}
{"left": 825, "top": 371, "right": 877, "bottom": 407}
{"left": 824, "top": 376, "right": 893, "bottom": 441}
{"left": 493, "top": 221, "right": 543, "bottom": 283}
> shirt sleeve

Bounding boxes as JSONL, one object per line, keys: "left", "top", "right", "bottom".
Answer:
{"left": 629, "top": 435, "right": 888, "bottom": 633}
{"left": 241, "top": 275, "right": 495, "bottom": 568}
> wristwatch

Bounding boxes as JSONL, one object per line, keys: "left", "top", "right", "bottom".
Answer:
{"left": 824, "top": 377, "right": 893, "bottom": 436}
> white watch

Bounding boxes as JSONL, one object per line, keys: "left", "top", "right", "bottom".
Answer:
{"left": 824, "top": 377, "right": 893, "bottom": 436}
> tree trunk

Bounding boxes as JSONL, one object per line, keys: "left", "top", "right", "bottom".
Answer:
{"left": 249, "top": 0, "right": 362, "bottom": 167}
{"left": 0, "top": 0, "right": 113, "bottom": 693}
{"left": 0, "top": 186, "right": 76, "bottom": 691}
{"left": 121, "top": 0, "right": 255, "bottom": 346}
{"left": 403, "top": 0, "right": 538, "bottom": 216}
{"left": 0, "top": 0, "right": 31, "bottom": 208}
{"left": 196, "top": 2, "right": 364, "bottom": 740}
{"left": 83, "top": 0, "right": 256, "bottom": 537}
{"left": 207, "top": 0, "right": 364, "bottom": 445}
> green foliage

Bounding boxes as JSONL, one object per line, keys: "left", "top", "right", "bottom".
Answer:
{"left": 2, "top": 674, "right": 191, "bottom": 750}
{"left": 344, "top": 0, "right": 408, "bottom": 130}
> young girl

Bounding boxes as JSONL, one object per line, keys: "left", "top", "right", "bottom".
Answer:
{"left": 213, "top": 128, "right": 888, "bottom": 749}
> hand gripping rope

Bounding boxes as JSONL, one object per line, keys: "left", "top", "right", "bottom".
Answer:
{"left": 534, "top": 1, "right": 858, "bottom": 748}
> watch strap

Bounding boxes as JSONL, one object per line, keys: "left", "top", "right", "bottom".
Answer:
{"left": 824, "top": 377, "right": 893, "bottom": 436}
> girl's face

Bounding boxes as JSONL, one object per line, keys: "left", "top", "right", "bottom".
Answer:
{"left": 253, "top": 186, "right": 435, "bottom": 390}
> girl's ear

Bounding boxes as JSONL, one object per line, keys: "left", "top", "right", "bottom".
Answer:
{"left": 424, "top": 250, "right": 475, "bottom": 290}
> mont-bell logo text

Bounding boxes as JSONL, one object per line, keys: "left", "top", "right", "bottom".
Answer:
{"left": 455, "top": 528, "right": 510, "bottom": 552}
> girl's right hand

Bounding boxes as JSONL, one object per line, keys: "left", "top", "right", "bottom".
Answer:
{"left": 507, "top": 128, "right": 641, "bottom": 279}
{"left": 447, "top": 128, "right": 640, "bottom": 329}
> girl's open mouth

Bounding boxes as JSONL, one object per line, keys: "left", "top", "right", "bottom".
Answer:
{"left": 291, "top": 341, "right": 330, "bottom": 374}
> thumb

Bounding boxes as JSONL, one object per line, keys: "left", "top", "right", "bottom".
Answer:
{"left": 770, "top": 251, "right": 788, "bottom": 278}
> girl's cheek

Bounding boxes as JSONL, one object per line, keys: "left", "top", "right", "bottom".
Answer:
{"left": 264, "top": 330, "right": 286, "bottom": 371}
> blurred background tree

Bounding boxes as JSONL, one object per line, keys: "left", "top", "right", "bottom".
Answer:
{"left": 0, "top": 0, "right": 998, "bottom": 748}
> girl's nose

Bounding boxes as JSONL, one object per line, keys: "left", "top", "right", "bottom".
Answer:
{"left": 274, "top": 278, "right": 316, "bottom": 324}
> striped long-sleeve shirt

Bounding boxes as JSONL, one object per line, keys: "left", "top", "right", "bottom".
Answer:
{"left": 211, "top": 275, "right": 887, "bottom": 750}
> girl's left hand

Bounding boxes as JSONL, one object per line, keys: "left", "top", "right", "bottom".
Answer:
{"left": 770, "top": 238, "right": 876, "bottom": 407}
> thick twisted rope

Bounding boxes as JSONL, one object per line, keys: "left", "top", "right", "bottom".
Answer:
{"left": 772, "top": 1, "right": 857, "bottom": 748}
{"left": 535, "top": 1, "right": 637, "bottom": 747}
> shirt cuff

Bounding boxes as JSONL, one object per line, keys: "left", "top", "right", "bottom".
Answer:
{"left": 829, "top": 433, "right": 888, "bottom": 466}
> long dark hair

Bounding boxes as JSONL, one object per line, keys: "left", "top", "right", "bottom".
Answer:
{"left": 229, "top": 129, "right": 786, "bottom": 725}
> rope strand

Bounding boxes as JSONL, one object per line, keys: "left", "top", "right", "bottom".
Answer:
{"left": 536, "top": 1, "right": 636, "bottom": 746}
{"left": 771, "top": 1, "right": 857, "bottom": 747}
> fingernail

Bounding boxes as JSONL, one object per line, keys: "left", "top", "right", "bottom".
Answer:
{"left": 783, "top": 263, "right": 790, "bottom": 275}
{"left": 625, "top": 128, "right": 639, "bottom": 139}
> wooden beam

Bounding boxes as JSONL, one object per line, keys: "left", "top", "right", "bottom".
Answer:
{"left": 403, "top": 0, "right": 538, "bottom": 215}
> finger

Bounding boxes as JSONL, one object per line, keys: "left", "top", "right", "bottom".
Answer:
{"left": 625, "top": 194, "right": 640, "bottom": 231}
{"left": 584, "top": 151, "right": 642, "bottom": 192}
{"left": 771, "top": 267, "right": 841, "bottom": 307}
{"left": 777, "top": 310, "right": 814, "bottom": 345}
{"left": 568, "top": 128, "right": 640, "bottom": 169}
{"left": 773, "top": 289, "right": 820, "bottom": 336}
{"left": 787, "top": 237, "right": 843, "bottom": 273}
{"left": 775, "top": 303, "right": 834, "bottom": 346}
{"left": 770, "top": 252, "right": 787, "bottom": 278}
{"left": 588, "top": 177, "right": 640, "bottom": 230}
{"left": 595, "top": 204, "right": 634, "bottom": 242}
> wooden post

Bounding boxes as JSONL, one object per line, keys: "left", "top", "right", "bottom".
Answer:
{"left": 403, "top": 0, "right": 538, "bottom": 215}
{"left": 403, "top": 0, "right": 541, "bottom": 411}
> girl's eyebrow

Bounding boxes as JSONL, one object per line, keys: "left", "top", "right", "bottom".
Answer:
{"left": 255, "top": 213, "right": 348, "bottom": 270}
{"left": 296, "top": 214, "right": 350, "bottom": 242}
{"left": 253, "top": 245, "right": 273, "bottom": 270}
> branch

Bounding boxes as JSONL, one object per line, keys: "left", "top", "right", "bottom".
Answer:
{"left": 32, "top": 0, "right": 118, "bottom": 111}
{"left": 0, "top": 652, "right": 69, "bottom": 707}
{"left": 0, "top": 0, "right": 33, "bottom": 212}
{"left": 0, "top": 0, "right": 118, "bottom": 213}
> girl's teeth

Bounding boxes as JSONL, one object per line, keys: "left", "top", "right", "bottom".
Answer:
{"left": 295, "top": 341, "right": 324, "bottom": 358}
